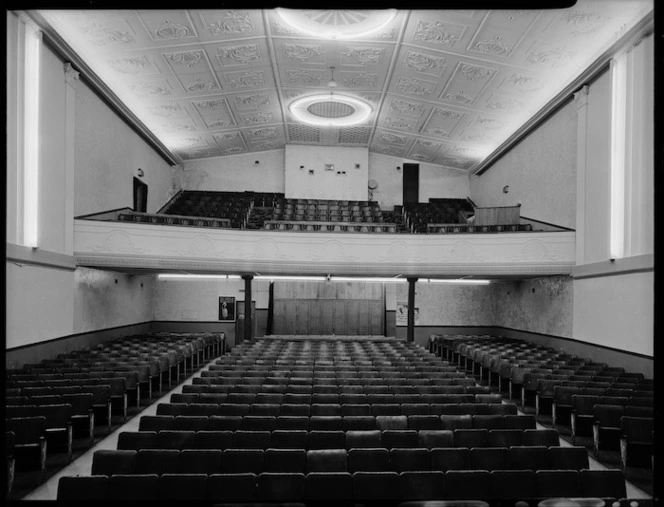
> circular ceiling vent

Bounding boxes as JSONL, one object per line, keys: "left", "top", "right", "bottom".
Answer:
{"left": 306, "top": 101, "right": 356, "bottom": 119}
{"left": 290, "top": 94, "right": 372, "bottom": 127}
{"left": 275, "top": 9, "right": 398, "bottom": 39}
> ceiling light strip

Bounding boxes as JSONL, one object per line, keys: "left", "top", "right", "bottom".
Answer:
{"left": 157, "top": 274, "right": 241, "bottom": 280}
{"left": 156, "top": 274, "right": 491, "bottom": 284}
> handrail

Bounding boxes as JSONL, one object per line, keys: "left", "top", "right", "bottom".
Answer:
{"left": 157, "top": 189, "right": 183, "bottom": 214}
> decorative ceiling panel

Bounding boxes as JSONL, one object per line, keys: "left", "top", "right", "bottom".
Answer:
{"left": 37, "top": 2, "right": 653, "bottom": 171}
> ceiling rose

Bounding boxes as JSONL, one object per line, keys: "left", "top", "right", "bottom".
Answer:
{"left": 275, "top": 9, "right": 398, "bottom": 39}
{"left": 289, "top": 94, "right": 372, "bottom": 127}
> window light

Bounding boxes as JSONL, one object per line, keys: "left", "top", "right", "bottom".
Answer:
{"left": 23, "top": 21, "right": 41, "bottom": 248}
{"left": 610, "top": 54, "right": 627, "bottom": 260}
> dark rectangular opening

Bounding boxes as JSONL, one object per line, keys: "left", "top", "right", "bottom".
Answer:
{"left": 133, "top": 177, "right": 148, "bottom": 212}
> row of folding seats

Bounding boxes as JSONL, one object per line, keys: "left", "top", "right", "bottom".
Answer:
{"left": 118, "top": 428, "right": 559, "bottom": 450}
{"left": 90, "top": 445, "right": 591, "bottom": 476}
{"left": 155, "top": 403, "right": 520, "bottom": 418}
{"left": 117, "top": 213, "right": 231, "bottom": 228}
{"left": 5, "top": 332, "right": 222, "bottom": 490}
{"left": 429, "top": 334, "right": 655, "bottom": 473}
{"left": 181, "top": 385, "right": 491, "bottom": 398}
{"left": 56, "top": 468, "right": 629, "bottom": 502}
{"left": 172, "top": 390, "right": 496, "bottom": 402}
{"left": 432, "top": 334, "right": 652, "bottom": 420}
{"left": 127, "top": 428, "right": 549, "bottom": 449}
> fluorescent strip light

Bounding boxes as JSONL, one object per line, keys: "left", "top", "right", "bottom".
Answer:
{"left": 254, "top": 275, "right": 327, "bottom": 281}
{"left": 426, "top": 279, "right": 491, "bottom": 285}
{"left": 332, "top": 277, "right": 406, "bottom": 283}
{"left": 23, "top": 23, "right": 40, "bottom": 248}
{"left": 610, "top": 55, "right": 627, "bottom": 260}
{"left": 157, "top": 274, "right": 241, "bottom": 280}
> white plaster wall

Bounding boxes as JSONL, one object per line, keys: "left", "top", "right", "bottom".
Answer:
{"left": 39, "top": 44, "right": 68, "bottom": 253}
{"left": 285, "top": 145, "right": 369, "bottom": 200}
{"left": 396, "top": 282, "right": 496, "bottom": 327}
{"left": 581, "top": 69, "right": 612, "bottom": 264}
{"left": 494, "top": 276, "right": 573, "bottom": 338}
{"left": 6, "top": 12, "right": 19, "bottom": 245}
{"left": 368, "top": 152, "right": 470, "bottom": 208}
{"left": 153, "top": 278, "right": 271, "bottom": 321}
{"left": 573, "top": 272, "right": 653, "bottom": 356}
{"left": 6, "top": 263, "right": 75, "bottom": 349}
{"left": 469, "top": 99, "right": 577, "bottom": 229}
{"left": 182, "top": 150, "right": 285, "bottom": 194}
{"left": 73, "top": 267, "right": 154, "bottom": 334}
{"left": 74, "top": 80, "right": 179, "bottom": 216}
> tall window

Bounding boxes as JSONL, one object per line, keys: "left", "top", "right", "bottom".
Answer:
{"left": 22, "top": 18, "right": 41, "bottom": 247}
{"left": 609, "top": 32, "right": 654, "bottom": 260}
{"left": 8, "top": 12, "right": 42, "bottom": 248}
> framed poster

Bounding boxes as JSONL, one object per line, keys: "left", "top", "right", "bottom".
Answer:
{"left": 219, "top": 296, "right": 236, "bottom": 322}
{"left": 396, "top": 301, "right": 419, "bottom": 326}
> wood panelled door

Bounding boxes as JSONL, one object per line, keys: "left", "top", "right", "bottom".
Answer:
{"left": 272, "top": 281, "right": 385, "bottom": 335}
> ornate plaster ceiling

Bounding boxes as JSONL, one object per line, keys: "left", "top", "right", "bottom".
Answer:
{"left": 36, "top": 3, "right": 652, "bottom": 170}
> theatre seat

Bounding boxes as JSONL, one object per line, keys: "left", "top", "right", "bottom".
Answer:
{"left": 158, "top": 473, "right": 207, "bottom": 501}
{"left": 352, "top": 471, "right": 400, "bottom": 501}
{"left": 398, "top": 471, "right": 445, "bottom": 500}
{"left": 57, "top": 476, "right": 109, "bottom": 501}
{"left": 258, "top": 472, "right": 306, "bottom": 501}
{"left": 305, "top": 472, "right": 353, "bottom": 501}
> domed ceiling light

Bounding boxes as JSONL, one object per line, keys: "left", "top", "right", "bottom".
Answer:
{"left": 289, "top": 93, "right": 372, "bottom": 127}
{"left": 274, "top": 9, "right": 398, "bottom": 40}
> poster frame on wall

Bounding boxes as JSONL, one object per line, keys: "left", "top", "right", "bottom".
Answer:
{"left": 219, "top": 296, "right": 236, "bottom": 322}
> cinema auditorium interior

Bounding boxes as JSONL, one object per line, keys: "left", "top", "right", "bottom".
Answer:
{"left": 5, "top": 3, "right": 656, "bottom": 506}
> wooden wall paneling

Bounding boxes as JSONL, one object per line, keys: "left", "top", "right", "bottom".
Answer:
{"left": 309, "top": 300, "right": 323, "bottom": 335}
{"left": 318, "top": 281, "right": 337, "bottom": 299}
{"left": 333, "top": 300, "right": 347, "bottom": 335}
{"left": 358, "top": 300, "right": 370, "bottom": 335}
{"left": 322, "top": 301, "right": 336, "bottom": 335}
{"left": 346, "top": 301, "right": 360, "bottom": 335}
{"left": 370, "top": 300, "right": 384, "bottom": 335}
{"left": 296, "top": 300, "right": 310, "bottom": 335}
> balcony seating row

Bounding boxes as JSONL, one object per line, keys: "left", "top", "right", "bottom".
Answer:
{"left": 263, "top": 220, "right": 398, "bottom": 233}
{"left": 118, "top": 212, "right": 231, "bottom": 228}
{"left": 404, "top": 200, "right": 473, "bottom": 232}
{"left": 427, "top": 223, "right": 533, "bottom": 233}
{"left": 165, "top": 191, "right": 254, "bottom": 228}
{"left": 57, "top": 468, "right": 628, "bottom": 502}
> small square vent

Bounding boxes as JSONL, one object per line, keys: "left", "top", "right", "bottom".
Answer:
{"left": 338, "top": 126, "right": 371, "bottom": 145}
{"left": 288, "top": 124, "right": 321, "bottom": 143}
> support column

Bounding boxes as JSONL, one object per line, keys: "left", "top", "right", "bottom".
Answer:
{"left": 406, "top": 277, "right": 417, "bottom": 343}
{"left": 243, "top": 275, "right": 253, "bottom": 342}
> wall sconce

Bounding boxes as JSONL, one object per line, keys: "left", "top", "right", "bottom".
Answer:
{"left": 396, "top": 166, "right": 401, "bottom": 171}
{"left": 502, "top": 185, "right": 509, "bottom": 193}
{"left": 137, "top": 168, "right": 144, "bottom": 178}
{"left": 308, "top": 169, "right": 314, "bottom": 175}
{"left": 254, "top": 160, "right": 260, "bottom": 165}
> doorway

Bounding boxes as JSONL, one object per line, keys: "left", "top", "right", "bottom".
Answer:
{"left": 133, "top": 177, "right": 148, "bottom": 212}
{"left": 402, "top": 163, "right": 419, "bottom": 204}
